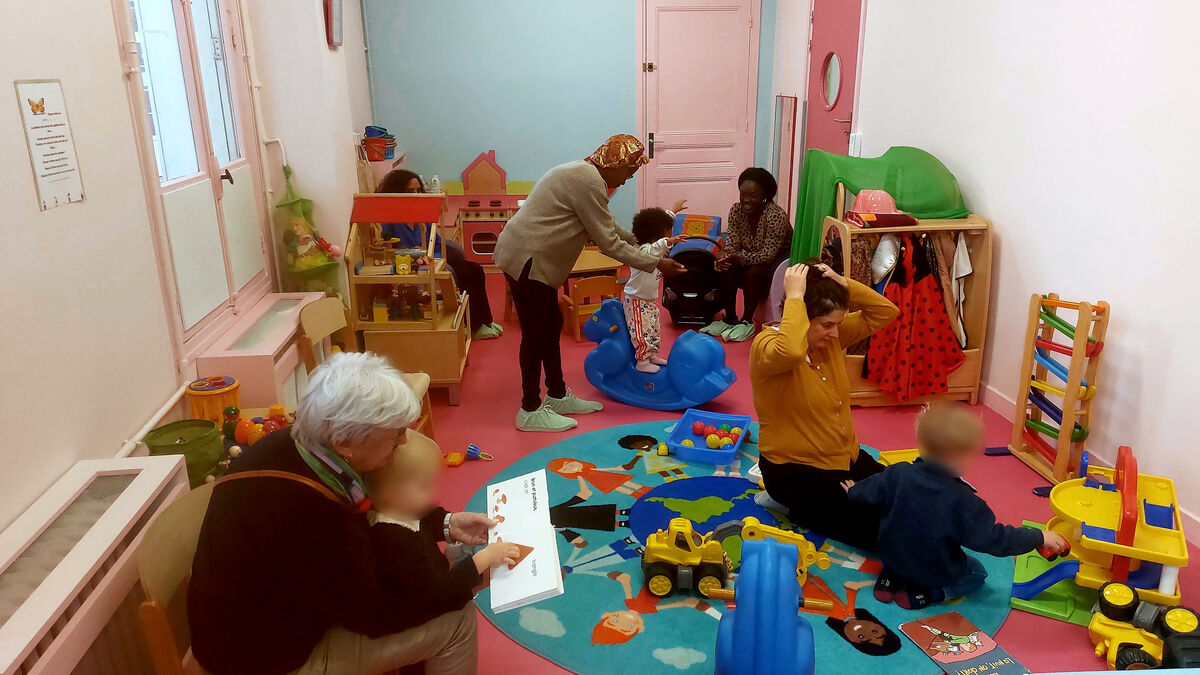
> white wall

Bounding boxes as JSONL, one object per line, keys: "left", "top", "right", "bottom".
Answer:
{"left": 0, "top": 1, "right": 178, "bottom": 527}
{"left": 770, "top": 0, "right": 813, "bottom": 213}
{"left": 247, "top": 0, "right": 370, "bottom": 285}
{"left": 855, "top": 0, "right": 1200, "bottom": 526}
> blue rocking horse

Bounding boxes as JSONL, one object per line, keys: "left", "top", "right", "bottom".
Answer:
{"left": 582, "top": 299, "right": 736, "bottom": 411}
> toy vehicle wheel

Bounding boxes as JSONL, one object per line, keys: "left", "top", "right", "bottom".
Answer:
{"left": 1099, "top": 582, "right": 1140, "bottom": 622}
{"left": 1159, "top": 606, "right": 1200, "bottom": 638}
{"left": 1114, "top": 645, "right": 1158, "bottom": 670}
{"left": 645, "top": 562, "right": 677, "bottom": 597}
{"left": 695, "top": 562, "right": 727, "bottom": 598}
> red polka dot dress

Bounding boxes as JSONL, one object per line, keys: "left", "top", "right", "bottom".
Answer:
{"left": 864, "top": 233, "right": 964, "bottom": 401}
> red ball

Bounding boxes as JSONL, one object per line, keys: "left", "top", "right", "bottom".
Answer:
{"left": 704, "top": 425, "right": 717, "bottom": 436}
{"left": 729, "top": 432, "right": 741, "bottom": 444}
{"left": 692, "top": 421, "right": 706, "bottom": 435}
{"left": 716, "top": 429, "right": 730, "bottom": 439}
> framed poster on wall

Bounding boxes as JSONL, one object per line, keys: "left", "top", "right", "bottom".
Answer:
{"left": 324, "top": 0, "right": 343, "bottom": 48}
{"left": 14, "top": 79, "right": 84, "bottom": 211}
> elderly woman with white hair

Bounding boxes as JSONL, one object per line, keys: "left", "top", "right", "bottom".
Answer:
{"left": 188, "top": 352, "right": 495, "bottom": 675}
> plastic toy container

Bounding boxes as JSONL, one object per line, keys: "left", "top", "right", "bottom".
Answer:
{"left": 667, "top": 408, "right": 752, "bottom": 465}
{"left": 184, "top": 376, "right": 239, "bottom": 426}
{"left": 144, "top": 420, "right": 224, "bottom": 488}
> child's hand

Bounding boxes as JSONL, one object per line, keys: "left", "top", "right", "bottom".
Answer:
{"left": 1040, "top": 530, "right": 1069, "bottom": 554}
{"left": 671, "top": 198, "right": 689, "bottom": 214}
{"left": 474, "top": 542, "right": 523, "bottom": 573}
{"left": 839, "top": 479, "right": 855, "bottom": 493}
{"left": 667, "top": 235, "right": 687, "bottom": 246}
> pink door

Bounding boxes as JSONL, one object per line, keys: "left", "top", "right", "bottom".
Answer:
{"left": 803, "top": 0, "right": 862, "bottom": 154}
{"left": 639, "top": 0, "right": 759, "bottom": 219}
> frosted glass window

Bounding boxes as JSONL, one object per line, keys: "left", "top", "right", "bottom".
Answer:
{"left": 129, "top": 0, "right": 199, "bottom": 182}
{"left": 822, "top": 52, "right": 842, "bottom": 109}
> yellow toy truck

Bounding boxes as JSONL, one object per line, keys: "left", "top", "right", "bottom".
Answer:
{"left": 642, "top": 518, "right": 731, "bottom": 598}
{"left": 709, "top": 517, "right": 831, "bottom": 586}
{"left": 1088, "top": 580, "right": 1200, "bottom": 670}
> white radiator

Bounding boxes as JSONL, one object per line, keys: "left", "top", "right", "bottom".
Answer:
{"left": 0, "top": 456, "right": 189, "bottom": 675}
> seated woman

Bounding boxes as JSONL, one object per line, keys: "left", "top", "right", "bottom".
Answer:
{"left": 703, "top": 167, "right": 793, "bottom": 342}
{"left": 188, "top": 352, "right": 499, "bottom": 674}
{"left": 376, "top": 169, "right": 503, "bottom": 340}
{"left": 749, "top": 262, "right": 898, "bottom": 551}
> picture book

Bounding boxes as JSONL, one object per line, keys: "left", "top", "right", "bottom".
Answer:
{"left": 487, "top": 469, "right": 564, "bottom": 613}
{"left": 899, "top": 611, "right": 1029, "bottom": 675}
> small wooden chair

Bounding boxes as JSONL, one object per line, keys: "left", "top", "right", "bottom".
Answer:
{"left": 560, "top": 275, "right": 623, "bottom": 342}
{"left": 299, "top": 297, "right": 435, "bottom": 439}
{"left": 138, "top": 481, "right": 217, "bottom": 675}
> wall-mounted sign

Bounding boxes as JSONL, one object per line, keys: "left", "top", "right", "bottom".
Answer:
{"left": 15, "top": 79, "right": 84, "bottom": 211}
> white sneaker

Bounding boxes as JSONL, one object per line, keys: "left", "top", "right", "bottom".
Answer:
{"left": 516, "top": 405, "right": 578, "bottom": 432}
{"left": 635, "top": 359, "right": 661, "bottom": 373}
{"left": 754, "top": 490, "right": 788, "bottom": 513}
{"left": 545, "top": 389, "right": 603, "bottom": 415}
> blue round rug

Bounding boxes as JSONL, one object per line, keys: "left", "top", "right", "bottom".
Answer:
{"left": 466, "top": 421, "right": 1015, "bottom": 674}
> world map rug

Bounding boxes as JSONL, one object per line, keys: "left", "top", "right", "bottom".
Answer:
{"left": 465, "top": 420, "right": 1016, "bottom": 675}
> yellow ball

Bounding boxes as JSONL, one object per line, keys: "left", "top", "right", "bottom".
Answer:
{"left": 706, "top": 434, "right": 722, "bottom": 449}
{"left": 730, "top": 427, "right": 743, "bottom": 435}
{"left": 681, "top": 439, "right": 695, "bottom": 447}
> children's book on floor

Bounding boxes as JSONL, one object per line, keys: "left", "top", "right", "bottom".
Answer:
{"left": 487, "top": 469, "right": 564, "bottom": 613}
{"left": 899, "top": 611, "right": 1029, "bottom": 675}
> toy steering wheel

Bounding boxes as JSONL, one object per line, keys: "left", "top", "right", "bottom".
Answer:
{"left": 681, "top": 235, "right": 723, "bottom": 254}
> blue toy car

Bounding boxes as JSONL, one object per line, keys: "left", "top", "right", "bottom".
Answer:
{"left": 583, "top": 299, "right": 735, "bottom": 411}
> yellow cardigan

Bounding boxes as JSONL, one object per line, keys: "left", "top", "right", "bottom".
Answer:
{"left": 750, "top": 281, "right": 898, "bottom": 471}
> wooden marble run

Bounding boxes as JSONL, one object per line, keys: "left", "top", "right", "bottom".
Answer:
{"left": 1009, "top": 293, "right": 1109, "bottom": 482}
{"left": 1033, "top": 446, "right": 1188, "bottom": 607}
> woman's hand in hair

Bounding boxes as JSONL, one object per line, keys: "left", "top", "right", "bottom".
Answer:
{"left": 817, "top": 263, "right": 849, "bottom": 289}
{"left": 783, "top": 263, "right": 809, "bottom": 300}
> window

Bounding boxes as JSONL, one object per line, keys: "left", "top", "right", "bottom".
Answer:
{"left": 118, "top": 0, "right": 269, "bottom": 353}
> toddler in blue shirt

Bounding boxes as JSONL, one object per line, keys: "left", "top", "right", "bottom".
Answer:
{"left": 846, "top": 403, "right": 1068, "bottom": 609}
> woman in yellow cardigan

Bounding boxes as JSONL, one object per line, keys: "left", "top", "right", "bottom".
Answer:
{"left": 750, "top": 262, "right": 898, "bottom": 550}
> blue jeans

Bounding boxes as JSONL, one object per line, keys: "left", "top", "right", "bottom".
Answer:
{"left": 943, "top": 555, "right": 988, "bottom": 600}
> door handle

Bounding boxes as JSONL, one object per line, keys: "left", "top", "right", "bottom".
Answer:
{"left": 648, "top": 132, "right": 654, "bottom": 159}
{"left": 220, "top": 168, "right": 234, "bottom": 185}
{"left": 833, "top": 117, "right": 852, "bottom": 124}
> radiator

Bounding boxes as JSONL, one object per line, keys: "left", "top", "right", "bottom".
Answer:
{"left": 0, "top": 456, "right": 189, "bottom": 675}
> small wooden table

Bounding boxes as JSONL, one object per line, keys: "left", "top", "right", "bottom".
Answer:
{"left": 503, "top": 248, "right": 625, "bottom": 319}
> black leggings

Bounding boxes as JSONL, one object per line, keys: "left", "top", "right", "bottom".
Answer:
{"left": 505, "top": 259, "right": 566, "bottom": 412}
{"left": 760, "top": 452, "right": 885, "bottom": 551}
{"left": 444, "top": 241, "right": 493, "bottom": 331}
{"left": 718, "top": 260, "right": 777, "bottom": 323}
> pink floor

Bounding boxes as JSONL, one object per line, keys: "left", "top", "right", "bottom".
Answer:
{"left": 428, "top": 274, "right": 1199, "bottom": 674}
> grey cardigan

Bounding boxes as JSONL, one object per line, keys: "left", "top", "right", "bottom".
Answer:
{"left": 494, "top": 160, "right": 660, "bottom": 287}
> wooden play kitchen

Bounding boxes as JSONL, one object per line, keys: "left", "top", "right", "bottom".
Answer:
{"left": 343, "top": 193, "right": 471, "bottom": 404}
{"left": 820, "top": 211, "right": 994, "bottom": 406}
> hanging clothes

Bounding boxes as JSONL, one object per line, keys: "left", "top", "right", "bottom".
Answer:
{"left": 931, "top": 231, "right": 972, "bottom": 348}
{"left": 863, "top": 233, "right": 964, "bottom": 401}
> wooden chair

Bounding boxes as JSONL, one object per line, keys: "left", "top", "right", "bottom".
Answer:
{"left": 299, "top": 297, "right": 435, "bottom": 439}
{"left": 559, "top": 275, "right": 622, "bottom": 342}
{"left": 138, "top": 481, "right": 217, "bottom": 675}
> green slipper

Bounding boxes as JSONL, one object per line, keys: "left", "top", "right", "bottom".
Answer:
{"left": 545, "top": 389, "right": 603, "bottom": 415}
{"left": 700, "top": 320, "right": 731, "bottom": 336}
{"left": 488, "top": 322, "right": 504, "bottom": 335}
{"left": 722, "top": 322, "right": 756, "bottom": 342}
{"left": 473, "top": 324, "right": 502, "bottom": 340}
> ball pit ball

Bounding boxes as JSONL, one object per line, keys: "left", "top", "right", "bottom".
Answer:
{"left": 716, "top": 429, "right": 730, "bottom": 439}
{"left": 718, "top": 424, "right": 731, "bottom": 431}
{"left": 706, "top": 434, "right": 722, "bottom": 449}
{"left": 704, "top": 425, "right": 718, "bottom": 436}
{"left": 729, "top": 433, "right": 740, "bottom": 444}
{"left": 721, "top": 443, "right": 734, "bottom": 451}
{"left": 681, "top": 439, "right": 695, "bottom": 447}
{"left": 692, "top": 421, "right": 706, "bottom": 435}
{"left": 731, "top": 426, "right": 743, "bottom": 435}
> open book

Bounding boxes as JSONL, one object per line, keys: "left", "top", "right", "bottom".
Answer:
{"left": 487, "top": 469, "right": 564, "bottom": 613}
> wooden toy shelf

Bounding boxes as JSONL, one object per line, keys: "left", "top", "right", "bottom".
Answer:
{"left": 344, "top": 194, "right": 471, "bottom": 403}
{"left": 821, "top": 213, "right": 993, "bottom": 406}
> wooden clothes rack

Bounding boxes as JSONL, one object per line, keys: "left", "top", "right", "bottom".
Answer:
{"left": 1008, "top": 293, "right": 1109, "bottom": 483}
{"left": 821, "top": 212, "right": 993, "bottom": 406}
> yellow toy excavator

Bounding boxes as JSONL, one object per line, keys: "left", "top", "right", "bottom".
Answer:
{"left": 711, "top": 517, "right": 832, "bottom": 586}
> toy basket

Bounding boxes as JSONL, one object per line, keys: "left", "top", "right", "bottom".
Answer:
{"left": 144, "top": 420, "right": 224, "bottom": 488}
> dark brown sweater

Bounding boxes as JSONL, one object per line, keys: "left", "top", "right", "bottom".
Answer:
{"left": 187, "top": 429, "right": 476, "bottom": 674}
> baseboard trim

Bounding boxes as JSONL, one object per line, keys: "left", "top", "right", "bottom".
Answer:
{"left": 978, "top": 384, "right": 1200, "bottom": 545}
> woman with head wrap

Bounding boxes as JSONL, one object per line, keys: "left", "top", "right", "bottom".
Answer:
{"left": 703, "top": 167, "right": 794, "bottom": 342}
{"left": 494, "top": 134, "right": 686, "bottom": 433}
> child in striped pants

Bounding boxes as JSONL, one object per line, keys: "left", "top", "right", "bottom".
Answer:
{"left": 624, "top": 208, "right": 682, "bottom": 373}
